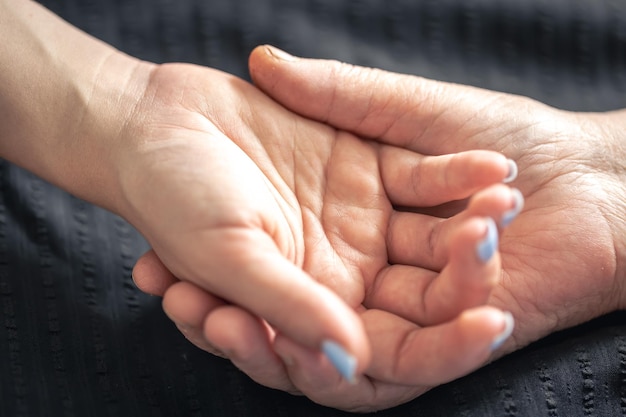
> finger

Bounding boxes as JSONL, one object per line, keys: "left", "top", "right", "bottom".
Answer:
{"left": 160, "top": 227, "right": 371, "bottom": 381}
{"left": 272, "top": 306, "right": 514, "bottom": 411}
{"left": 387, "top": 184, "right": 523, "bottom": 270}
{"left": 164, "top": 281, "right": 299, "bottom": 392}
{"left": 249, "top": 45, "right": 507, "bottom": 155}
{"left": 273, "top": 332, "right": 430, "bottom": 412}
{"left": 132, "top": 249, "right": 178, "bottom": 296}
{"left": 380, "top": 147, "right": 516, "bottom": 207}
{"left": 203, "top": 305, "right": 299, "bottom": 393}
{"left": 363, "top": 306, "right": 514, "bottom": 385}
{"left": 368, "top": 217, "right": 500, "bottom": 326}
{"left": 163, "top": 281, "right": 227, "bottom": 356}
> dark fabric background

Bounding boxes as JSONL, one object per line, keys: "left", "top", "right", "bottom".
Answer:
{"left": 2, "top": 0, "right": 626, "bottom": 416}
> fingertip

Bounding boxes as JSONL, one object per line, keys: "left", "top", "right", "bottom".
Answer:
{"left": 249, "top": 45, "right": 273, "bottom": 71}
{"left": 312, "top": 307, "right": 371, "bottom": 381}
{"left": 503, "top": 159, "right": 518, "bottom": 183}
{"left": 247, "top": 44, "right": 341, "bottom": 123}
{"left": 463, "top": 150, "right": 513, "bottom": 187}
{"left": 475, "top": 217, "right": 499, "bottom": 263}
{"left": 458, "top": 306, "right": 514, "bottom": 350}
{"left": 299, "top": 290, "right": 371, "bottom": 381}
{"left": 249, "top": 44, "right": 298, "bottom": 86}
{"left": 248, "top": 45, "right": 272, "bottom": 86}
{"left": 426, "top": 217, "right": 500, "bottom": 323}
{"left": 263, "top": 44, "right": 299, "bottom": 62}
{"left": 490, "top": 311, "right": 515, "bottom": 352}
{"left": 319, "top": 293, "right": 372, "bottom": 378}
{"left": 468, "top": 307, "right": 516, "bottom": 355}
{"left": 500, "top": 188, "right": 525, "bottom": 227}
{"left": 273, "top": 334, "right": 363, "bottom": 393}
{"left": 448, "top": 215, "right": 499, "bottom": 265}
{"left": 321, "top": 339, "right": 359, "bottom": 383}
{"left": 132, "top": 249, "right": 177, "bottom": 296}
{"left": 250, "top": 44, "right": 297, "bottom": 64}
{"left": 465, "top": 183, "right": 522, "bottom": 228}
{"left": 162, "top": 281, "right": 224, "bottom": 328}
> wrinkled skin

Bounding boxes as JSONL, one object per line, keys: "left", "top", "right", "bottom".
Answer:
{"left": 247, "top": 46, "right": 626, "bottom": 351}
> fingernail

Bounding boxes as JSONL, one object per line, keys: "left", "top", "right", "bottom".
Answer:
{"left": 131, "top": 272, "right": 152, "bottom": 295}
{"left": 501, "top": 188, "right": 524, "bottom": 227}
{"left": 175, "top": 321, "right": 192, "bottom": 333}
{"left": 490, "top": 312, "right": 515, "bottom": 351}
{"left": 476, "top": 217, "right": 498, "bottom": 263}
{"left": 503, "top": 159, "right": 518, "bottom": 183}
{"left": 265, "top": 45, "right": 298, "bottom": 62}
{"left": 321, "top": 340, "right": 357, "bottom": 383}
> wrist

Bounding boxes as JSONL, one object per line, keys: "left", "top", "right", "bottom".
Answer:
{"left": 66, "top": 54, "right": 157, "bottom": 215}
{"left": 606, "top": 113, "right": 626, "bottom": 308}
{"left": 584, "top": 110, "right": 626, "bottom": 309}
{"left": 0, "top": 0, "right": 155, "bottom": 214}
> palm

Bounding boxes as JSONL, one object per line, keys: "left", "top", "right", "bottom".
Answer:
{"left": 294, "top": 136, "right": 389, "bottom": 306}
{"left": 121, "top": 64, "right": 391, "bottom": 309}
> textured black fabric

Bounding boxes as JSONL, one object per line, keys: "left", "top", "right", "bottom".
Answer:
{"left": 2, "top": 0, "right": 626, "bottom": 416}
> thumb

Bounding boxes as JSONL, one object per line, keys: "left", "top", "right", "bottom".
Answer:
{"left": 249, "top": 45, "right": 503, "bottom": 155}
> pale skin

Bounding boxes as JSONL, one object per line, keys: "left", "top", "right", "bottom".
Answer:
{"left": 136, "top": 46, "right": 626, "bottom": 410}
{"left": 1, "top": 1, "right": 517, "bottom": 412}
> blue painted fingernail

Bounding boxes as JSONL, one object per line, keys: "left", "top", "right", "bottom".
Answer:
{"left": 490, "top": 312, "right": 515, "bottom": 351}
{"left": 476, "top": 217, "right": 498, "bottom": 263}
{"left": 321, "top": 340, "right": 357, "bottom": 383}
{"left": 501, "top": 188, "right": 524, "bottom": 227}
{"left": 503, "top": 159, "right": 518, "bottom": 183}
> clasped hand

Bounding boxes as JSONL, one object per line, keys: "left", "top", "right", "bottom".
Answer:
{"left": 4, "top": 0, "right": 624, "bottom": 411}
{"left": 124, "top": 47, "right": 523, "bottom": 411}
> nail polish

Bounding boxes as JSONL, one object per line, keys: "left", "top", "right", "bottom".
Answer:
{"left": 503, "top": 159, "right": 518, "bottom": 183}
{"left": 490, "top": 312, "right": 515, "bottom": 351}
{"left": 476, "top": 217, "right": 498, "bottom": 263}
{"left": 501, "top": 188, "right": 524, "bottom": 227}
{"left": 321, "top": 340, "right": 357, "bottom": 383}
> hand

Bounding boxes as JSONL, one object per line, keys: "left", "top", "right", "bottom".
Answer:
{"left": 248, "top": 45, "right": 626, "bottom": 354}
{"left": 0, "top": 2, "right": 519, "bottom": 411}
{"left": 131, "top": 57, "right": 521, "bottom": 411}
{"left": 0, "top": 0, "right": 518, "bottom": 408}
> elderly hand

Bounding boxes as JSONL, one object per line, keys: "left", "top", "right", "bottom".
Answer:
{"left": 249, "top": 45, "right": 626, "bottom": 357}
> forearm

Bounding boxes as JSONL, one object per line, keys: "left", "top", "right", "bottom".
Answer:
{"left": 0, "top": 0, "right": 154, "bottom": 213}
